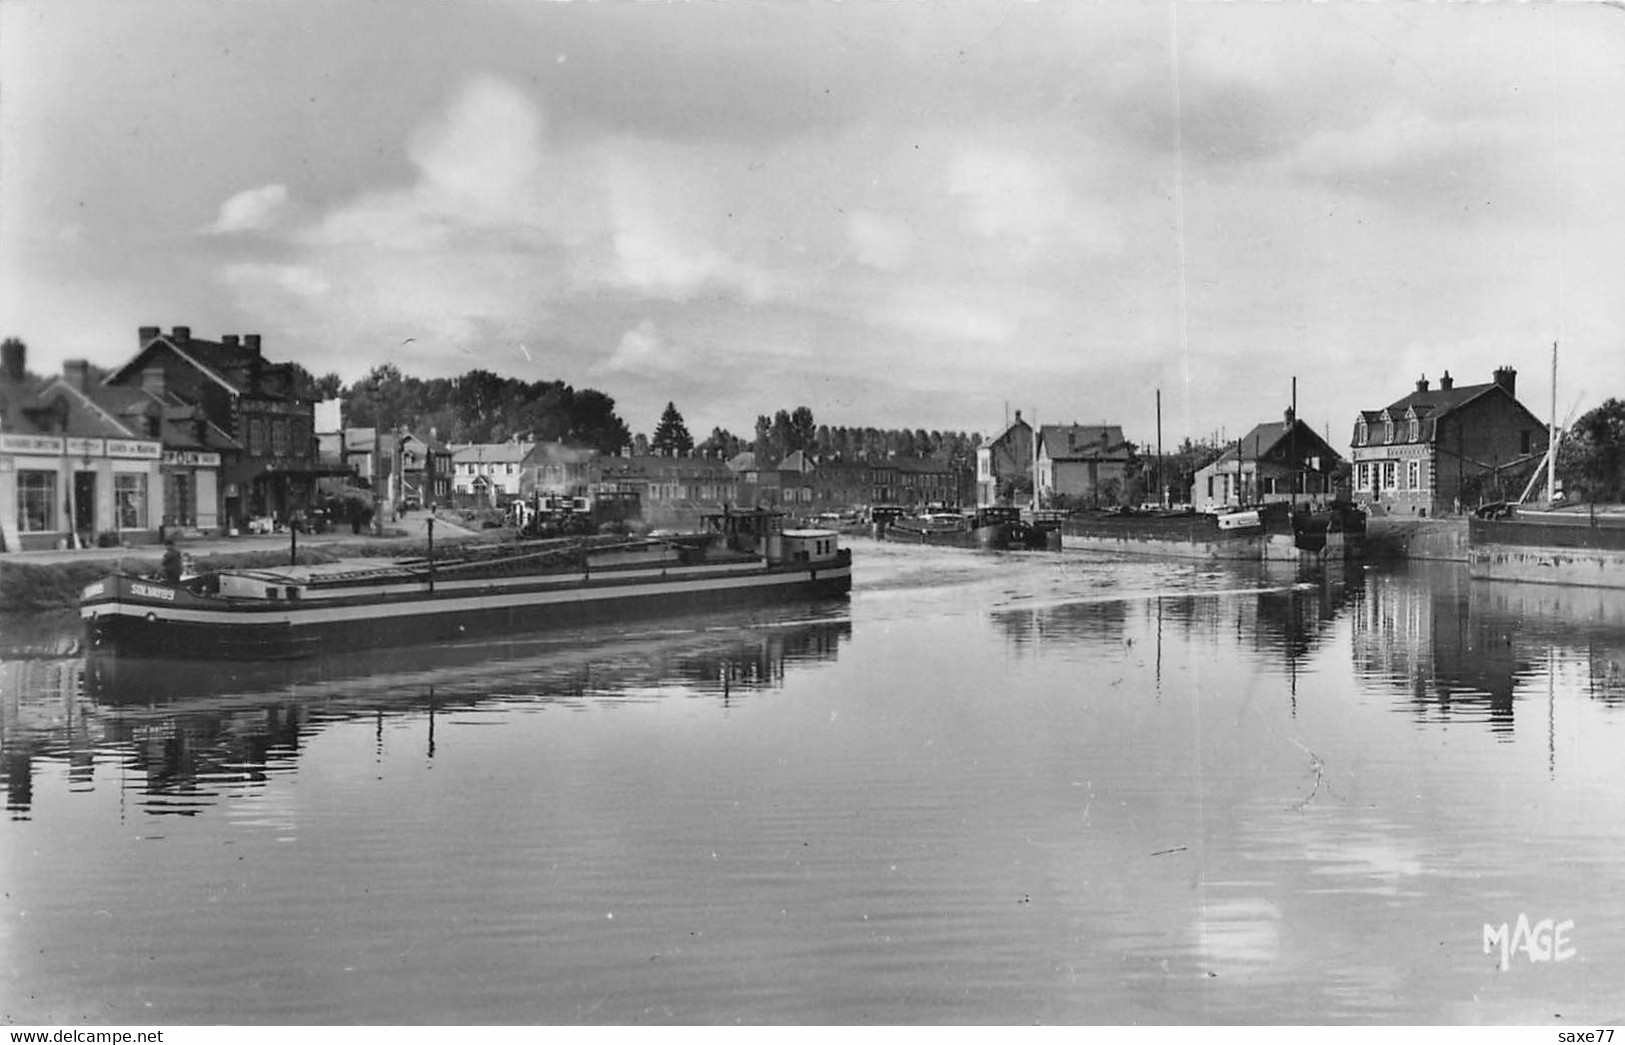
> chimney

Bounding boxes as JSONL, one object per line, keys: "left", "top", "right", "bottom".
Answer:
{"left": 1440, "top": 371, "right": 1454, "bottom": 390}
{"left": 223, "top": 334, "right": 240, "bottom": 348}
{"left": 1493, "top": 366, "right": 1516, "bottom": 396}
{"left": 1284, "top": 406, "right": 1296, "bottom": 426}
{"left": 1415, "top": 375, "right": 1429, "bottom": 393}
{"left": 138, "top": 326, "right": 160, "bottom": 347}
{"left": 244, "top": 334, "right": 262, "bottom": 354}
{"left": 64, "top": 359, "right": 91, "bottom": 392}
{"left": 1, "top": 337, "right": 25, "bottom": 382}
{"left": 142, "top": 366, "right": 166, "bottom": 397}
{"left": 171, "top": 326, "right": 191, "bottom": 342}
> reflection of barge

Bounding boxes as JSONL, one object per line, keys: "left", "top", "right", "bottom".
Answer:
{"left": 1468, "top": 507, "right": 1625, "bottom": 589}
{"left": 1059, "top": 501, "right": 1365, "bottom": 561}
{"left": 879, "top": 506, "right": 1058, "bottom": 551}
{"left": 81, "top": 509, "right": 851, "bottom": 660}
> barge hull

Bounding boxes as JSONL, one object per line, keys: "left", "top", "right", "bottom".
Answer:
{"left": 84, "top": 563, "right": 852, "bottom": 660}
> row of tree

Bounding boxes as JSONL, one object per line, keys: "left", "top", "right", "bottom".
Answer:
{"left": 321, "top": 364, "right": 632, "bottom": 454}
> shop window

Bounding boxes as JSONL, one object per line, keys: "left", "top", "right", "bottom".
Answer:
{"left": 116, "top": 472, "right": 148, "bottom": 530}
{"left": 17, "top": 470, "right": 56, "bottom": 532}
{"left": 272, "top": 419, "right": 289, "bottom": 457}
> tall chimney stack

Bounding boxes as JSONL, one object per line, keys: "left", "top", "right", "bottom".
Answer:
{"left": 1415, "top": 375, "right": 1429, "bottom": 393}
{"left": 138, "top": 326, "right": 160, "bottom": 347}
{"left": 64, "top": 359, "right": 91, "bottom": 392}
{"left": 1440, "top": 371, "right": 1454, "bottom": 390}
{"left": 1493, "top": 366, "right": 1516, "bottom": 397}
{"left": 171, "top": 326, "right": 191, "bottom": 342}
{"left": 1, "top": 338, "right": 25, "bottom": 382}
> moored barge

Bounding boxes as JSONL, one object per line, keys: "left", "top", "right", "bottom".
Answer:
{"left": 1468, "top": 505, "right": 1625, "bottom": 589}
{"left": 1059, "top": 501, "right": 1365, "bottom": 562}
{"left": 81, "top": 509, "right": 852, "bottom": 659}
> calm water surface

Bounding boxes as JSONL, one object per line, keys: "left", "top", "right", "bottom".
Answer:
{"left": 4, "top": 541, "right": 1625, "bottom": 1024}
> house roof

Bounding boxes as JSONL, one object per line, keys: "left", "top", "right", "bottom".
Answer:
{"left": 1038, "top": 424, "right": 1128, "bottom": 460}
{"left": 0, "top": 376, "right": 53, "bottom": 435}
{"left": 597, "top": 454, "right": 736, "bottom": 481}
{"left": 1354, "top": 377, "right": 1538, "bottom": 445}
{"left": 983, "top": 412, "right": 1033, "bottom": 449}
{"left": 1210, "top": 418, "right": 1343, "bottom": 468}
{"left": 450, "top": 442, "right": 534, "bottom": 464}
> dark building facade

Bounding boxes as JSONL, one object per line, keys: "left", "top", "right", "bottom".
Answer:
{"left": 104, "top": 327, "right": 327, "bottom": 531}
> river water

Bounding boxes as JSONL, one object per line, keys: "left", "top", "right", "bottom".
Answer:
{"left": 3, "top": 541, "right": 1624, "bottom": 1025}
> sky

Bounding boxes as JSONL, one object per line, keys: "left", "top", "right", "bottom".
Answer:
{"left": 3, "top": 0, "right": 1623, "bottom": 450}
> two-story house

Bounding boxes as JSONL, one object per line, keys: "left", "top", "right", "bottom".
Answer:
{"left": 1350, "top": 368, "right": 1547, "bottom": 516}
{"left": 102, "top": 326, "right": 326, "bottom": 531}
{"left": 451, "top": 442, "right": 534, "bottom": 506}
{"left": 1036, "top": 424, "right": 1133, "bottom": 508}
{"left": 976, "top": 411, "right": 1035, "bottom": 507}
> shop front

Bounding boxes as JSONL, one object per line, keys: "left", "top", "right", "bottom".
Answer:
{"left": 1, "top": 434, "right": 162, "bottom": 551}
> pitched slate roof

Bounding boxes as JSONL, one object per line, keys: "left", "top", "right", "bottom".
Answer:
{"left": 1354, "top": 377, "right": 1530, "bottom": 445}
{"left": 1038, "top": 424, "right": 1128, "bottom": 460}
{"left": 1210, "top": 418, "right": 1343, "bottom": 468}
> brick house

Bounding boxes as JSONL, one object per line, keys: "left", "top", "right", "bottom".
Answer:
{"left": 1035, "top": 424, "right": 1132, "bottom": 508}
{"left": 103, "top": 326, "right": 327, "bottom": 531}
{"left": 976, "top": 411, "right": 1035, "bottom": 507}
{"left": 1192, "top": 409, "right": 1347, "bottom": 512}
{"left": 1349, "top": 368, "right": 1547, "bottom": 516}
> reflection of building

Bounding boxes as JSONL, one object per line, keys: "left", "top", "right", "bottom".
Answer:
{"left": 1353, "top": 568, "right": 1518, "bottom": 734}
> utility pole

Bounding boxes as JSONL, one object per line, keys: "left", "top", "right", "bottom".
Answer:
{"left": 1548, "top": 341, "right": 1557, "bottom": 506}
{"left": 1156, "top": 389, "right": 1165, "bottom": 507}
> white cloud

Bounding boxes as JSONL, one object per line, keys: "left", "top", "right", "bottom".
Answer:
{"left": 595, "top": 319, "right": 681, "bottom": 376}
{"left": 846, "top": 210, "right": 912, "bottom": 271}
{"left": 206, "top": 184, "right": 290, "bottom": 234}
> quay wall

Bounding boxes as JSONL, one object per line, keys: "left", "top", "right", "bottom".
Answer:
{"left": 1363, "top": 517, "right": 1468, "bottom": 562}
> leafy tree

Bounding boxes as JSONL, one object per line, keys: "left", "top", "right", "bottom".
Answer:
{"left": 1558, "top": 398, "right": 1625, "bottom": 502}
{"left": 651, "top": 401, "right": 695, "bottom": 455}
{"left": 698, "top": 426, "right": 742, "bottom": 459}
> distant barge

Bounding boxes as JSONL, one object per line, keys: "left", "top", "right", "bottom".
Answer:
{"left": 1468, "top": 506, "right": 1625, "bottom": 589}
{"left": 877, "top": 506, "right": 1060, "bottom": 551}
{"left": 81, "top": 509, "right": 852, "bottom": 660}
{"left": 1059, "top": 502, "right": 1366, "bottom": 562}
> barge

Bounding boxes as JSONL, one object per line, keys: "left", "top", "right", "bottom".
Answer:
{"left": 1468, "top": 506, "right": 1625, "bottom": 589}
{"left": 879, "top": 506, "right": 1058, "bottom": 551}
{"left": 80, "top": 509, "right": 852, "bottom": 660}
{"left": 1059, "top": 501, "right": 1365, "bottom": 562}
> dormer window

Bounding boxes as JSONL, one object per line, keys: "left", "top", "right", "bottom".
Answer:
{"left": 1408, "top": 419, "right": 1418, "bottom": 441}
{"left": 1383, "top": 419, "right": 1394, "bottom": 443}
{"left": 1356, "top": 420, "right": 1368, "bottom": 445}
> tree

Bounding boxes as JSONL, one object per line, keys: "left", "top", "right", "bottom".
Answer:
{"left": 1558, "top": 398, "right": 1625, "bottom": 503}
{"left": 651, "top": 401, "right": 694, "bottom": 455}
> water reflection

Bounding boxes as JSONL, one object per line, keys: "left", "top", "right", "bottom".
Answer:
{"left": 1352, "top": 565, "right": 1625, "bottom": 738}
{"left": 0, "top": 611, "right": 851, "bottom": 820}
{"left": 992, "top": 559, "right": 1362, "bottom": 688}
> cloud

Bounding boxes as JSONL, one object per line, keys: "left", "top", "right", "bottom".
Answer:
{"left": 595, "top": 318, "right": 681, "bottom": 376}
{"left": 205, "top": 184, "right": 290, "bottom": 234}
